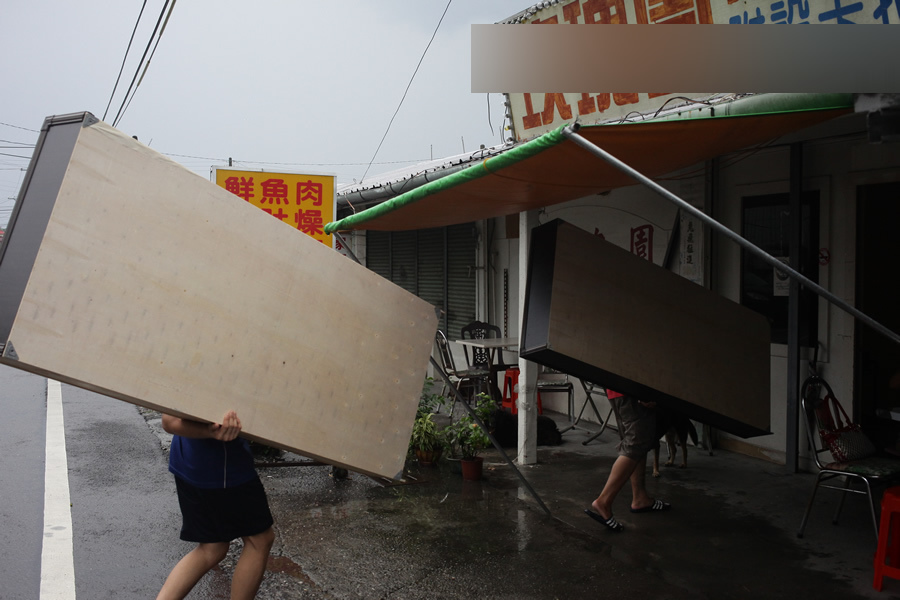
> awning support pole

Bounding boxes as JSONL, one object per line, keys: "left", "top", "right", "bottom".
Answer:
{"left": 332, "top": 231, "right": 552, "bottom": 517}
{"left": 428, "top": 356, "right": 553, "bottom": 517}
{"left": 786, "top": 142, "right": 802, "bottom": 473}
{"left": 332, "top": 232, "right": 361, "bottom": 264}
{"left": 561, "top": 124, "right": 900, "bottom": 348}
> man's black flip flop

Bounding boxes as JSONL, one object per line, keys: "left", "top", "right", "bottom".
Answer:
{"left": 630, "top": 499, "right": 672, "bottom": 513}
{"left": 584, "top": 509, "right": 623, "bottom": 532}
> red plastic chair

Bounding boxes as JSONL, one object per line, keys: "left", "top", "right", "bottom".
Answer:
{"left": 874, "top": 487, "right": 900, "bottom": 590}
{"left": 501, "top": 368, "right": 541, "bottom": 415}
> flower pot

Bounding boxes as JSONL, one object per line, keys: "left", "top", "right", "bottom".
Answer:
{"left": 415, "top": 448, "right": 442, "bottom": 467}
{"left": 461, "top": 456, "right": 484, "bottom": 481}
{"left": 446, "top": 456, "right": 463, "bottom": 474}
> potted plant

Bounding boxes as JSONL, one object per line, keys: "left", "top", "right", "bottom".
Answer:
{"left": 448, "top": 394, "right": 493, "bottom": 480}
{"left": 409, "top": 378, "right": 448, "bottom": 467}
{"left": 410, "top": 411, "right": 446, "bottom": 466}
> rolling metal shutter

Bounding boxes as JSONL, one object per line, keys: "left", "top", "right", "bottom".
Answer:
{"left": 365, "top": 223, "right": 476, "bottom": 339}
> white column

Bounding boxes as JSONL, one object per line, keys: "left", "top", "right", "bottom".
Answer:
{"left": 517, "top": 210, "right": 539, "bottom": 465}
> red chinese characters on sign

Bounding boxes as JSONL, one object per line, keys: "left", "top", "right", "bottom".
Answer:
{"left": 298, "top": 180, "right": 323, "bottom": 207}
{"left": 552, "top": 0, "right": 713, "bottom": 25}
{"left": 295, "top": 179, "right": 325, "bottom": 235}
{"left": 521, "top": 92, "right": 658, "bottom": 129}
{"left": 515, "top": 0, "right": 713, "bottom": 133}
{"left": 631, "top": 224, "right": 654, "bottom": 261}
{"left": 582, "top": 0, "right": 629, "bottom": 23}
{"left": 216, "top": 169, "right": 335, "bottom": 246}
{"left": 634, "top": 0, "right": 713, "bottom": 23}
{"left": 224, "top": 176, "right": 255, "bottom": 202}
{"left": 296, "top": 209, "right": 324, "bottom": 236}
{"left": 261, "top": 179, "right": 289, "bottom": 205}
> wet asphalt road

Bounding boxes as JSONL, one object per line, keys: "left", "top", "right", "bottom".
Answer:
{"left": 0, "top": 367, "right": 207, "bottom": 598}
{"left": 2, "top": 361, "right": 890, "bottom": 599}
{"left": 1, "top": 363, "right": 666, "bottom": 599}
{"left": 0, "top": 366, "right": 45, "bottom": 599}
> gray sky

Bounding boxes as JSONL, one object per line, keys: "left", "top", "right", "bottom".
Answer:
{"left": 0, "top": 0, "right": 530, "bottom": 227}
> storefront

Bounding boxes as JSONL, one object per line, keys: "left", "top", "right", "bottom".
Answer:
{"left": 330, "top": 1, "right": 900, "bottom": 468}
{"left": 331, "top": 89, "right": 900, "bottom": 472}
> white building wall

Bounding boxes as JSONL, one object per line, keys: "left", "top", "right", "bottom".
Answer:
{"left": 712, "top": 115, "right": 900, "bottom": 465}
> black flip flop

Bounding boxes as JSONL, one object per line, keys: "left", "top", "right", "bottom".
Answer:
{"left": 584, "top": 509, "right": 624, "bottom": 532}
{"left": 630, "top": 499, "right": 672, "bottom": 513}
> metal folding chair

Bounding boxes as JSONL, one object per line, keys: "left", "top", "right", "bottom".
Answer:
{"left": 563, "top": 380, "right": 617, "bottom": 444}
{"left": 434, "top": 330, "right": 489, "bottom": 409}
{"left": 797, "top": 374, "right": 900, "bottom": 541}
{"left": 535, "top": 367, "right": 574, "bottom": 419}
{"left": 460, "top": 320, "right": 509, "bottom": 402}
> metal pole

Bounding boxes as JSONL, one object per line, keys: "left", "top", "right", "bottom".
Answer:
{"left": 430, "top": 356, "right": 552, "bottom": 516}
{"left": 331, "top": 231, "right": 360, "bottom": 264}
{"left": 561, "top": 124, "right": 900, "bottom": 348}
{"left": 786, "top": 142, "right": 802, "bottom": 473}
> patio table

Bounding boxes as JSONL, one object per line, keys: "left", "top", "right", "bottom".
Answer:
{"left": 454, "top": 337, "right": 519, "bottom": 401}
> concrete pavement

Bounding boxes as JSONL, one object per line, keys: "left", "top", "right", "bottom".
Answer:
{"left": 145, "top": 408, "right": 895, "bottom": 599}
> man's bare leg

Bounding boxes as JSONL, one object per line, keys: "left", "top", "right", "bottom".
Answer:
{"left": 591, "top": 454, "right": 639, "bottom": 519}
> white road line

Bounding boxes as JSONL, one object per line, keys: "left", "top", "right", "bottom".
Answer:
{"left": 40, "top": 379, "right": 76, "bottom": 599}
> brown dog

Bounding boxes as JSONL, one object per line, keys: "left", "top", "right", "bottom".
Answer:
{"left": 652, "top": 407, "right": 699, "bottom": 477}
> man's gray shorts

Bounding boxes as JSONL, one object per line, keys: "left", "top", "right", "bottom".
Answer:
{"left": 613, "top": 396, "right": 656, "bottom": 460}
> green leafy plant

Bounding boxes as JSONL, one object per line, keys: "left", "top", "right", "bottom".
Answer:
{"left": 448, "top": 393, "right": 493, "bottom": 459}
{"left": 410, "top": 411, "right": 444, "bottom": 453}
{"left": 417, "top": 377, "right": 446, "bottom": 420}
{"left": 408, "top": 377, "right": 449, "bottom": 462}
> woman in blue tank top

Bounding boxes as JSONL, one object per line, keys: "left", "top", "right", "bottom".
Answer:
{"left": 157, "top": 410, "right": 274, "bottom": 600}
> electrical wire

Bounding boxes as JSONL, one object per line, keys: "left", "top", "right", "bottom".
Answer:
{"left": 0, "top": 121, "right": 39, "bottom": 133}
{"left": 649, "top": 95, "right": 715, "bottom": 120}
{"left": 103, "top": 0, "right": 149, "bottom": 122}
{"left": 111, "top": 0, "right": 176, "bottom": 128}
{"left": 111, "top": 0, "right": 168, "bottom": 127}
{"left": 234, "top": 158, "right": 431, "bottom": 168}
{"left": 162, "top": 151, "right": 432, "bottom": 168}
{"left": 358, "top": 0, "right": 453, "bottom": 185}
{"left": 115, "top": 0, "right": 177, "bottom": 127}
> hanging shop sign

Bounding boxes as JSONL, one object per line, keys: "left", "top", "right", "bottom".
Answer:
{"left": 214, "top": 168, "right": 336, "bottom": 247}
{"left": 680, "top": 212, "right": 705, "bottom": 286}
{"left": 504, "top": 0, "right": 898, "bottom": 141}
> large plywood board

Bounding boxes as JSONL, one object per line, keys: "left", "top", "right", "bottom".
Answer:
{"left": 521, "top": 219, "right": 770, "bottom": 438}
{"left": 0, "top": 113, "right": 438, "bottom": 479}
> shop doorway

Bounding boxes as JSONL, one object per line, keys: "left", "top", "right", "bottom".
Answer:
{"left": 856, "top": 181, "right": 900, "bottom": 448}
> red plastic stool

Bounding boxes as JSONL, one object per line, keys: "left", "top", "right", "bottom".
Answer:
{"left": 874, "top": 486, "right": 900, "bottom": 590}
{"left": 501, "top": 368, "right": 542, "bottom": 415}
{"left": 502, "top": 368, "right": 519, "bottom": 414}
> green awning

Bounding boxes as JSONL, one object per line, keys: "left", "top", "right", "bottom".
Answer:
{"left": 326, "top": 94, "right": 854, "bottom": 233}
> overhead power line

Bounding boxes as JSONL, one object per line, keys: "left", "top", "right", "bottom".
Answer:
{"left": 359, "top": 0, "right": 453, "bottom": 185}
{"left": 103, "top": 0, "right": 149, "bottom": 122}
{"left": 163, "top": 152, "right": 433, "bottom": 168}
{"left": 110, "top": 0, "right": 178, "bottom": 128}
{"left": 0, "top": 121, "right": 39, "bottom": 133}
